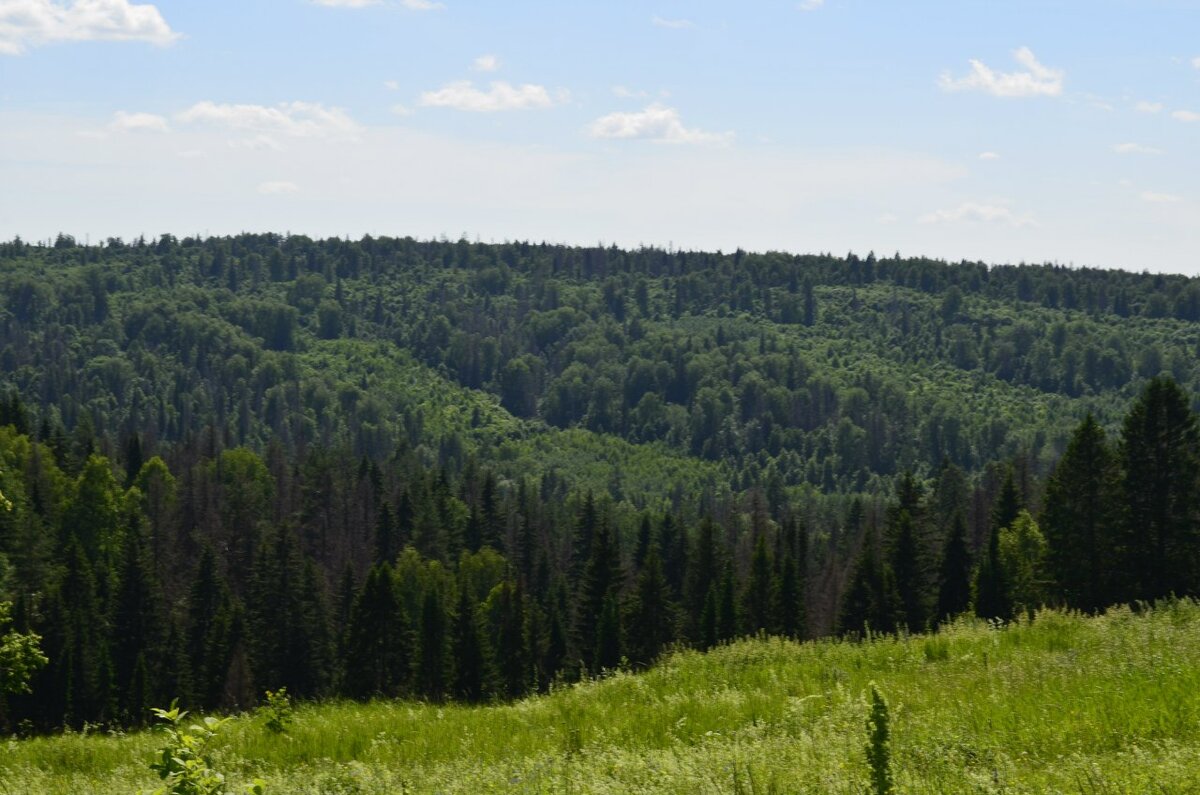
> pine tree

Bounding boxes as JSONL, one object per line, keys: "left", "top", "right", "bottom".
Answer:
{"left": 343, "top": 565, "right": 409, "bottom": 699}
{"left": 684, "top": 517, "right": 719, "bottom": 642}
{"left": 373, "top": 501, "right": 396, "bottom": 565}
{"left": 451, "top": 585, "right": 487, "bottom": 702}
{"left": 413, "top": 586, "right": 449, "bottom": 700}
{"left": 1120, "top": 376, "right": 1200, "bottom": 601}
{"left": 1042, "top": 414, "right": 1119, "bottom": 611}
{"left": 576, "top": 515, "right": 621, "bottom": 671}
{"left": 716, "top": 563, "right": 737, "bottom": 642}
{"left": 889, "top": 510, "right": 925, "bottom": 632}
{"left": 743, "top": 534, "right": 773, "bottom": 634}
{"left": 111, "top": 517, "right": 164, "bottom": 722}
{"left": 627, "top": 544, "right": 675, "bottom": 666}
{"left": 838, "top": 532, "right": 900, "bottom": 636}
{"left": 935, "top": 514, "right": 972, "bottom": 621}
{"left": 593, "top": 592, "right": 623, "bottom": 671}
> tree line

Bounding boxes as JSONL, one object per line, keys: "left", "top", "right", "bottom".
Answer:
{"left": 1, "top": 375, "right": 1197, "bottom": 731}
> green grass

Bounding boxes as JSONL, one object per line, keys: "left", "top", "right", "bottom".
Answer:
{"left": 6, "top": 603, "right": 1200, "bottom": 793}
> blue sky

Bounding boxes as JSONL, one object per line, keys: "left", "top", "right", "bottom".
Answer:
{"left": 1, "top": 0, "right": 1198, "bottom": 273}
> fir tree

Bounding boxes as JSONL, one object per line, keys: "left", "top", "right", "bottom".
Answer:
{"left": 935, "top": 514, "right": 972, "bottom": 621}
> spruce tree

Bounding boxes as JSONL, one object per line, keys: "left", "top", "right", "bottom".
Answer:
{"left": 935, "top": 514, "right": 972, "bottom": 621}
{"left": 889, "top": 510, "right": 925, "bottom": 632}
{"left": 838, "top": 532, "right": 900, "bottom": 636}
{"left": 413, "top": 586, "right": 449, "bottom": 700}
{"left": 1042, "top": 414, "right": 1119, "bottom": 611}
{"left": 111, "top": 518, "right": 164, "bottom": 722}
{"left": 627, "top": 544, "right": 675, "bottom": 665}
{"left": 1120, "top": 376, "right": 1200, "bottom": 601}
{"left": 451, "top": 585, "right": 487, "bottom": 702}
{"left": 743, "top": 534, "right": 773, "bottom": 634}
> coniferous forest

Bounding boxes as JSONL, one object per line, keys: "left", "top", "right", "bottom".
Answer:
{"left": 2, "top": 233, "right": 1200, "bottom": 732}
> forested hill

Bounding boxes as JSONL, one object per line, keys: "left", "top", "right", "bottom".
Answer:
{"left": 1, "top": 233, "right": 1197, "bottom": 503}
{"left": 1, "top": 232, "right": 1200, "bottom": 732}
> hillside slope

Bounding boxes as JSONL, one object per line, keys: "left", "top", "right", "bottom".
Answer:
{"left": 4, "top": 602, "right": 1200, "bottom": 794}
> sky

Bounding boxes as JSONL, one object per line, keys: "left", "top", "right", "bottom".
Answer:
{"left": 1, "top": 0, "right": 1198, "bottom": 274}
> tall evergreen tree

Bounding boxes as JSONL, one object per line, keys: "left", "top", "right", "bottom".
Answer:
{"left": 111, "top": 517, "right": 164, "bottom": 722}
{"left": 838, "top": 531, "right": 900, "bottom": 636}
{"left": 889, "top": 510, "right": 925, "bottom": 632}
{"left": 1119, "top": 376, "right": 1200, "bottom": 601}
{"left": 413, "top": 586, "right": 450, "bottom": 700}
{"left": 743, "top": 534, "right": 773, "bottom": 634}
{"left": 451, "top": 585, "right": 487, "bottom": 702}
{"left": 935, "top": 514, "right": 972, "bottom": 621}
{"left": 627, "top": 544, "right": 675, "bottom": 666}
{"left": 1041, "top": 414, "right": 1119, "bottom": 611}
{"left": 343, "top": 565, "right": 409, "bottom": 699}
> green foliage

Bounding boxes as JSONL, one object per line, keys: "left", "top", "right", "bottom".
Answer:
{"left": 7, "top": 605, "right": 1200, "bottom": 792}
{"left": 144, "top": 701, "right": 265, "bottom": 795}
{"left": 865, "top": 683, "right": 895, "bottom": 795}
{"left": 261, "top": 688, "right": 293, "bottom": 735}
{"left": 0, "top": 599, "right": 47, "bottom": 695}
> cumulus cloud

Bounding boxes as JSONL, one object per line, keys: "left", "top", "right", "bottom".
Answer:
{"left": 175, "top": 101, "right": 360, "bottom": 139}
{"left": 588, "top": 104, "right": 732, "bottom": 144}
{"left": 938, "top": 47, "right": 1063, "bottom": 98}
{"left": 313, "top": 0, "right": 442, "bottom": 8}
{"left": 110, "top": 110, "right": 169, "bottom": 132}
{"left": 472, "top": 54, "right": 499, "bottom": 72}
{"left": 1112, "top": 142, "right": 1162, "bottom": 155}
{"left": 1172, "top": 109, "right": 1200, "bottom": 122}
{"left": 978, "top": 151, "right": 1000, "bottom": 160}
{"left": 651, "top": 16, "right": 692, "bottom": 29}
{"left": 1141, "top": 191, "right": 1182, "bottom": 204}
{"left": 258, "top": 181, "right": 300, "bottom": 195}
{"left": 1135, "top": 101, "right": 1163, "bottom": 114}
{"left": 0, "top": 0, "right": 178, "bottom": 55}
{"left": 919, "top": 202, "right": 1035, "bottom": 227}
{"left": 419, "top": 81, "right": 559, "bottom": 112}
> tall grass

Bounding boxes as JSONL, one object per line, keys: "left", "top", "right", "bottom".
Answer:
{"left": 4, "top": 602, "right": 1200, "bottom": 793}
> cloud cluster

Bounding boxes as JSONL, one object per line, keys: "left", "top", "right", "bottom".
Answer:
{"left": 312, "top": 0, "right": 443, "bottom": 8}
{"left": 939, "top": 47, "right": 1063, "bottom": 98}
{"left": 919, "top": 202, "right": 1035, "bottom": 228}
{"left": 175, "top": 101, "right": 360, "bottom": 139}
{"left": 1112, "top": 142, "right": 1162, "bottom": 155}
{"left": 588, "top": 104, "right": 731, "bottom": 144}
{"left": 0, "top": 0, "right": 178, "bottom": 55}
{"left": 419, "top": 81, "right": 559, "bottom": 112}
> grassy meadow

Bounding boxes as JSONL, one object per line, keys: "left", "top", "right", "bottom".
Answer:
{"left": 4, "top": 602, "right": 1200, "bottom": 794}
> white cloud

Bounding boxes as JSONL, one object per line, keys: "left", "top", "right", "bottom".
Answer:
{"left": 175, "top": 101, "right": 360, "bottom": 139}
{"left": 588, "top": 104, "right": 732, "bottom": 145}
{"left": 1172, "top": 109, "right": 1200, "bottom": 122}
{"left": 383, "top": 80, "right": 400, "bottom": 91}
{"left": 110, "top": 110, "right": 169, "bottom": 132}
{"left": 472, "top": 54, "right": 499, "bottom": 72}
{"left": 878, "top": 212, "right": 898, "bottom": 224}
{"left": 1112, "top": 142, "right": 1162, "bottom": 155}
{"left": 919, "top": 202, "right": 1035, "bottom": 227}
{"left": 797, "top": 0, "right": 824, "bottom": 10}
{"left": 1135, "top": 101, "right": 1163, "bottom": 114}
{"left": 938, "top": 47, "right": 1063, "bottom": 98}
{"left": 0, "top": 0, "right": 178, "bottom": 55}
{"left": 1141, "top": 191, "right": 1182, "bottom": 204}
{"left": 1193, "top": 56, "right": 1200, "bottom": 69}
{"left": 612, "top": 86, "right": 648, "bottom": 99}
{"left": 419, "top": 80, "right": 559, "bottom": 112}
{"left": 390, "top": 103, "right": 411, "bottom": 116}
{"left": 978, "top": 151, "right": 1000, "bottom": 160}
{"left": 651, "top": 16, "right": 693, "bottom": 29}
{"left": 258, "top": 181, "right": 300, "bottom": 195}
{"left": 399, "top": 0, "right": 443, "bottom": 9}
